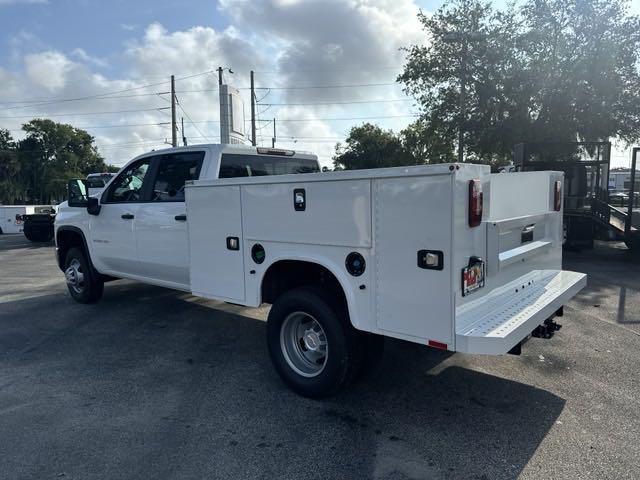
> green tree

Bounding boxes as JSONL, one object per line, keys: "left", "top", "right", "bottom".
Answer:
{"left": 400, "top": 119, "right": 457, "bottom": 164}
{"left": 333, "top": 123, "right": 417, "bottom": 170}
{"left": 0, "top": 129, "right": 21, "bottom": 204}
{"left": 399, "top": 0, "right": 640, "bottom": 164}
{"left": 18, "top": 119, "right": 108, "bottom": 203}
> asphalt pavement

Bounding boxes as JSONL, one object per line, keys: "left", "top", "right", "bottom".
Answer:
{"left": 0, "top": 234, "right": 638, "bottom": 480}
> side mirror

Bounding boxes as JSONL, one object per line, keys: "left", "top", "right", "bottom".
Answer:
{"left": 87, "top": 196, "right": 101, "bottom": 216}
{"left": 68, "top": 179, "right": 88, "bottom": 207}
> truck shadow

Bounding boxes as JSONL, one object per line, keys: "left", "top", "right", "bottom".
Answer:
{"left": 563, "top": 243, "right": 640, "bottom": 326}
{"left": 0, "top": 235, "right": 53, "bottom": 251}
{"left": 0, "top": 282, "right": 564, "bottom": 480}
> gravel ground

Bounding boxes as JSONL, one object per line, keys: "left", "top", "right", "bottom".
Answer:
{"left": 0, "top": 234, "right": 638, "bottom": 480}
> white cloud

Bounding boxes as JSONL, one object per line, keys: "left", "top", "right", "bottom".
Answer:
{"left": 0, "top": 0, "right": 426, "bottom": 167}
{"left": 24, "top": 51, "right": 73, "bottom": 91}
{"left": 71, "top": 48, "right": 109, "bottom": 68}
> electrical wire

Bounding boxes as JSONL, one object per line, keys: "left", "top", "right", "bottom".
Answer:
{"left": 176, "top": 99, "right": 213, "bottom": 143}
{"left": 254, "top": 82, "right": 399, "bottom": 90}
{"left": 0, "top": 70, "right": 215, "bottom": 110}
{"left": 254, "top": 65, "right": 404, "bottom": 74}
{"left": 0, "top": 106, "right": 169, "bottom": 119}
{"left": 262, "top": 98, "right": 412, "bottom": 106}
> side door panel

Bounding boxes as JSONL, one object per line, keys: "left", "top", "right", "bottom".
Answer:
{"left": 135, "top": 202, "right": 189, "bottom": 285}
{"left": 89, "top": 157, "right": 154, "bottom": 277}
{"left": 89, "top": 204, "right": 138, "bottom": 274}
{"left": 135, "top": 151, "right": 205, "bottom": 287}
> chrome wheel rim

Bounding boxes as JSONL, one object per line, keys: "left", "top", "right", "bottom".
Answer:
{"left": 65, "top": 258, "right": 85, "bottom": 294}
{"left": 280, "top": 312, "right": 328, "bottom": 378}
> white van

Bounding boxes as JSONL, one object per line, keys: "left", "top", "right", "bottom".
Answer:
{"left": 0, "top": 206, "right": 27, "bottom": 234}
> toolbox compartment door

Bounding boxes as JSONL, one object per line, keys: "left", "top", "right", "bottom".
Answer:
{"left": 186, "top": 185, "right": 245, "bottom": 303}
{"left": 374, "top": 174, "right": 453, "bottom": 344}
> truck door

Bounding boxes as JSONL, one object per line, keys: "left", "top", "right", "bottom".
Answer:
{"left": 89, "top": 157, "right": 153, "bottom": 276}
{"left": 134, "top": 151, "right": 205, "bottom": 288}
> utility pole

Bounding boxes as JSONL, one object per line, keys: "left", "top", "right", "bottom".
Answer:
{"left": 181, "top": 117, "right": 187, "bottom": 146}
{"left": 250, "top": 70, "right": 256, "bottom": 146}
{"left": 272, "top": 118, "right": 276, "bottom": 148}
{"left": 217, "top": 66, "right": 223, "bottom": 86}
{"left": 170, "top": 75, "right": 177, "bottom": 147}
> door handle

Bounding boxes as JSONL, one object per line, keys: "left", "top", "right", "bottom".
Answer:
{"left": 174, "top": 214, "right": 187, "bottom": 221}
{"left": 121, "top": 213, "right": 134, "bottom": 220}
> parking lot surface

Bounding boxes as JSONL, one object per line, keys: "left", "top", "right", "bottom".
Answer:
{"left": 0, "top": 234, "right": 639, "bottom": 479}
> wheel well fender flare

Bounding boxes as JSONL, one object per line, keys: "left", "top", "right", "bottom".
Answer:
{"left": 257, "top": 254, "right": 362, "bottom": 329}
{"left": 55, "top": 226, "right": 95, "bottom": 272}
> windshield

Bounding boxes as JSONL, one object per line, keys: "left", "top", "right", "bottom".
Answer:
{"left": 86, "top": 178, "right": 106, "bottom": 188}
{"left": 86, "top": 174, "right": 114, "bottom": 188}
{"left": 219, "top": 154, "right": 319, "bottom": 178}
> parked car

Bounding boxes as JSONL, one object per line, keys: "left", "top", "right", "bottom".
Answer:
{"left": 86, "top": 173, "right": 116, "bottom": 197}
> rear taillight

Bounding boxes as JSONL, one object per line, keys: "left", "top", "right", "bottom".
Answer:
{"left": 468, "top": 179, "right": 483, "bottom": 227}
{"left": 554, "top": 180, "right": 562, "bottom": 211}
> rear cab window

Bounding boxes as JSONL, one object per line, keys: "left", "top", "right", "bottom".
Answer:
{"left": 219, "top": 153, "right": 320, "bottom": 179}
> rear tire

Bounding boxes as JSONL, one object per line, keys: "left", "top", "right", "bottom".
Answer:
{"left": 64, "top": 247, "right": 104, "bottom": 303}
{"left": 267, "top": 286, "right": 363, "bottom": 398}
{"left": 23, "top": 226, "right": 52, "bottom": 242}
{"left": 23, "top": 226, "right": 35, "bottom": 241}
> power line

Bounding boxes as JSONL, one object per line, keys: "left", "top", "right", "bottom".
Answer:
{"left": 254, "top": 82, "right": 400, "bottom": 91}
{"left": 4, "top": 122, "right": 170, "bottom": 132}
{"left": 0, "top": 81, "right": 403, "bottom": 111}
{"left": 0, "top": 70, "right": 215, "bottom": 110}
{"left": 168, "top": 81, "right": 401, "bottom": 92}
{"left": 254, "top": 65, "right": 404, "bottom": 74}
{"left": 1, "top": 80, "right": 170, "bottom": 111}
{"left": 262, "top": 98, "right": 412, "bottom": 106}
{"left": 2, "top": 113, "right": 417, "bottom": 130}
{"left": 176, "top": 99, "right": 213, "bottom": 143}
{"left": 250, "top": 114, "right": 419, "bottom": 122}
{"left": 0, "top": 106, "right": 169, "bottom": 119}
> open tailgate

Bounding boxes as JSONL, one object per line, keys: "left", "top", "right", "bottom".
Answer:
{"left": 454, "top": 171, "right": 586, "bottom": 354}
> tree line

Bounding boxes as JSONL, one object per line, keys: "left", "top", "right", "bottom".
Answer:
{"left": 0, "top": 119, "right": 117, "bottom": 205}
{"left": 334, "top": 0, "right": 640, "bottom": 170}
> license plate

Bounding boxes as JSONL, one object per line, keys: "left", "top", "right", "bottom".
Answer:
{"left": 462, "top": 259, "right": 485, "bottom": 297}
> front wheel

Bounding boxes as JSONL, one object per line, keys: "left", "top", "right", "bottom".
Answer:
{"left": 266, "top": 286, "right": 363, "bottom": 398}
{"left": 64, "top": 247, "right": 104, "bottom": 303}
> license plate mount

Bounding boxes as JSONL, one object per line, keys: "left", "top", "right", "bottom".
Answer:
{"left": 462, "top": 257, "right": 485, "bottom": 297}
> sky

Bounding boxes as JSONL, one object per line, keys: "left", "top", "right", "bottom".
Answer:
{"left": 0, "top": 0, "right": 638, "bottom": 168}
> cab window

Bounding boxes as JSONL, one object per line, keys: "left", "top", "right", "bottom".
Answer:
{"left": 219, "top": 154, "right": 319, "bottom": 178}
{"left": 151, "top": 151, "right": 205, "bottom": 202}
{"left": 105, "top": 158, "right": 151, "bottom": 203}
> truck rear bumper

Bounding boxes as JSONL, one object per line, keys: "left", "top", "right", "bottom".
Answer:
{"left": 455, "top": 270, "right": 586, "bottom": 355}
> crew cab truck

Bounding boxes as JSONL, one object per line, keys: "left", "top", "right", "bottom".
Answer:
{"left": 56, "top": 144, "right": 586, "bottom": 398}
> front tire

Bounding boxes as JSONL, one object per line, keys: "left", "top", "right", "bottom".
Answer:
{"left": 64, "top": 247, "right": 104, "bottom": 303}
{"left": 267, "top": 286, "right": 363, "bottom": 398}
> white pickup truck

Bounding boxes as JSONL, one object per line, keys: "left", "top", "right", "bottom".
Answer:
{"left": 56, "top": 144, "right": 586, "bottom": 397}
